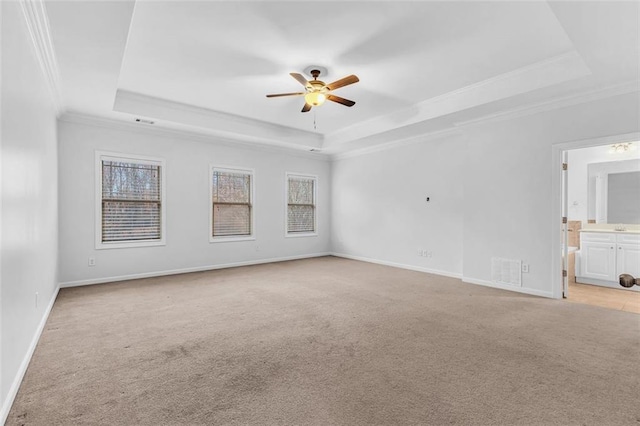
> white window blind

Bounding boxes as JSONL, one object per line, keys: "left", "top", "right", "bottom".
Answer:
{"left": 287, "top": 175, "right": 316, "bottom": 233}
{"left": 212, "top": 169, "right": 252, "bottom": 237}
{"left": 101, "top": 160, "right": 162, "bottom": 242}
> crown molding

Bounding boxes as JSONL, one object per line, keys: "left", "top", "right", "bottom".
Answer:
{"left": 429, "top": 51, "right": 588, "bottom": 105}
{"left": 19, "top": 0, "right": 63, "bottom": 116}
{"left": 62, "top": 78, "right": 636, "bottom": 164}
{"left": 113, "top": 90, "right": 323, "bottom": 150}
{"left": 453, "top": 80, "right": 640, "bottom": 128}
{"left": 331, "top": 127, "right": 462, "bottom": 161}
{"left": 59, "top": 111, "right": 331, "bottom": 161}
{"left": 324, "top": 51, "right": 591, "bottom": 148}
{"left": 329, "top": 79, "right": 638, "bottom": 161}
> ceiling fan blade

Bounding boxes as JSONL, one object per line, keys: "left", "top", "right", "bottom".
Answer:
{"left": 301, "top": 103, "right": 312, "bottom": 113}
{"left": 266, "top": 92, "right": 305, "bottom": 98}
{"left": 290, "top": 73, "right": 311, "bottom": 88}
{"left": 327, "top": 94, "right": 356, "bottom": 107}
{"left": 326, "top": 74, "right": 359, "bottom": 91}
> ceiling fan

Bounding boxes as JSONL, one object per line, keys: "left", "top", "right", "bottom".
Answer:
{"left": 266, "top": 69, "right": 359, "bottom": 113}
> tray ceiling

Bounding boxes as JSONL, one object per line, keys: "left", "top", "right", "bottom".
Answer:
{"left": 44, "top": 1, "right": 639, "bottom": 155}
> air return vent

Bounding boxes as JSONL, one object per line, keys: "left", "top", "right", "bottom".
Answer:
{"left": 491, "top": 257, "right": 522, "bottom": 287}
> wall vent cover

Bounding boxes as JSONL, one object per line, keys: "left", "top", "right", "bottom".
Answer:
{"left": 491, "top": 257, "right": 522, "bottom": 287}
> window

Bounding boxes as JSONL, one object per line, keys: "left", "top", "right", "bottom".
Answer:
{"left": 210, "top": 167, "right": 253, "bottom": 241}
{"left": 286, "top": 173, "right": 317, "bottom": 236}
{"left": 96, "top": 152, "right": 165, "bottom": 249}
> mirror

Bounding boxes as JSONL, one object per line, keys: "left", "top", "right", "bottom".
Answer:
{"left": 608, "top": 172, "right": 640, "bottom": 223}
{"left": 588, "top": 159, "right": 640, "bottom": 224}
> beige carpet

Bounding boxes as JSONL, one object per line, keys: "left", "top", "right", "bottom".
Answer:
{"left": 7, "top": 256, "right": 640, "bottom": 425}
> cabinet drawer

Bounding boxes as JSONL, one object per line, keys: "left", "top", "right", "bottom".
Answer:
{"left": 580, "top": 232, "right": 616, "bottom": 243}
{"left": 617, "top": 233, "right": 640, "bottom": 244}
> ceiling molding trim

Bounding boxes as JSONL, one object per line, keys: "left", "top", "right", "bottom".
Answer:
{"left": 113, "top": 90, "right": 323, "bottom": 149}
{"left": 331, "top": 127, "right": 462, "bottom": 162}
{"left": 330, "top": 80, "right": 638, "bottom": 161}
{"left": 59, "top": 111, "right": 331, "bottom": 162}
{"left": 324, "top": 51, "right": 591, "bottom": 148}
{"left": 453, "top": 80, "right": 640, "bottom": 128}
{"left": 426, "top": 51, "right": 588, "bottom": 105}
{"left": 19, "top": 0, "right": 63, "bottom": 116}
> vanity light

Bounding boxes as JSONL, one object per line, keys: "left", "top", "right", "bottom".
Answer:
{"left": 608, "top": 142, "right": 636, "bottom": 153}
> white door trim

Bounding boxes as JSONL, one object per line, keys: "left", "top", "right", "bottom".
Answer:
{"left": 551, "top": 132, "right": 640, "bottom": 299}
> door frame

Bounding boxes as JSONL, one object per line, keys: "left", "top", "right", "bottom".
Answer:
{"left": 562, "top": 149, "right": 569, "bottom": 297}
{"left": 551, "top": 132, "right": 640, "bottom": 299}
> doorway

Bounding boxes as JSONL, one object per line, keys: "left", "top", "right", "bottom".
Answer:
{"left": 556, "top": 136, "right": 640, "bottom": 312}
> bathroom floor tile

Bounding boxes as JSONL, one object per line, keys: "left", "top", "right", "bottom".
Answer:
{"left": 567, "top": 282, "right": 640, "bottom": 314}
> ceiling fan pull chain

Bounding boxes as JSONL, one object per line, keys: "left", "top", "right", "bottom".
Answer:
{"left": 314, "top": 110, "right": 317, "bottom": 130}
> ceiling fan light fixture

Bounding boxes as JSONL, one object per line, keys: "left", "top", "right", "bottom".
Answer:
{"left": 304, "top": 91, "right": 326, "bottom": 106}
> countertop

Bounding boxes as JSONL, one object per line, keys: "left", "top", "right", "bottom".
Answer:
{"left": 579, "top": 229, "right": 640, "bottom": 234}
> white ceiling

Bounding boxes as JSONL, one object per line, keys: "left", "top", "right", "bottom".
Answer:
{"left": 45, "top": 1, "right": 639, "bottom": 155}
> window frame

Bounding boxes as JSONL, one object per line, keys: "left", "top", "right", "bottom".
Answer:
{"left": 95, "top": 151, "right": 166, "bottom": 250}
{"left": 285, "top": 172, "right": 318, "bottom": 238}
{"left": 209, "top": 165, "right": 256, "bottom": 243}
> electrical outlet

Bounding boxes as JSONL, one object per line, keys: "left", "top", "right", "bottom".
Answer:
{"left": 88, "top": 257, "right": 96, "bottom": 267}
{"left": 255, "top": 245, "right": 260, "bottom": 252}
{"left": 426, "top": 251, "right": 432, "bottom": 258}
{"left": 522, "top": 263, "right": 529, "bottom": 273}
{"left": 417, "top": 250, "right": 423, "bottom": 256}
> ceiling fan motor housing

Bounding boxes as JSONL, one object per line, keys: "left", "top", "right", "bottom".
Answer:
{"left": 308, "top": 80, "right": 327, "bottom": 91}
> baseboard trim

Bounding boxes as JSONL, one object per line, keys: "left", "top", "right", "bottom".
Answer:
{"left": 1, "top": 285, "right": 60, "bottom": 425}
{"left": 59, "top": 252, "right": 332, "bottom": 288}
{"left": 331, "top": 252, "right": 463, "bottom": 279}
{"left": 462, "top": 277, "right": 554, "bottom": 298}
{"left": 329, "top": 253, "right": 553, "bottom": 298}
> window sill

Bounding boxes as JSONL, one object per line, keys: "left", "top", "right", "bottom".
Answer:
{"left": 96, "top": 240, "right": 166, "bottom": 250}
{"left": 210, "top": 236, "right": 256, "bottom": 243}
{"left": 285, "top": 232, "right": 318, "bottom": 238}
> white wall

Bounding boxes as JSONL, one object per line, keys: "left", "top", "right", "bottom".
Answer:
{"left": 462, "top": 92, "right": 639, "bottom": 296}
{"left": 332, "top": 92, "right": 639, "bottom": 298}
{"left": 331, "top": 134, "right": 465, "bottom": 277}
{"left": 1, "top": 1, "right": 59, "bottom": 421}
{"left": 57, "top": 119, "right": 331, "bottom": 285}
{"left": 567, "top": 144, "right": 639, "bottom": 222}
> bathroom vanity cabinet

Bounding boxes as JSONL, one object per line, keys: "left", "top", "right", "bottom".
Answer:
{"left": 577, "top": 231, "right": 640, "bottom": 290}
